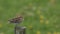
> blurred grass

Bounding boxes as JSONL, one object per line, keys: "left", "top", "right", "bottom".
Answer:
{"left": 0, "top": 0, "right": 60, "bottom": 34}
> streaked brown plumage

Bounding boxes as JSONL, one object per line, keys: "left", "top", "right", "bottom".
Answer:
{"left": 8, "top": 16, "right": 23, "bottom": 23}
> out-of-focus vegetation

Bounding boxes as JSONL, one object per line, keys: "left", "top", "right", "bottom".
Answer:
{"left": 0, "top": 0, "right": 60, "bottom": 34}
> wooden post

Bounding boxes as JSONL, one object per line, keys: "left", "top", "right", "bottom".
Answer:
{"left": 14, "top": 26, "right": 26, "bottom": 34}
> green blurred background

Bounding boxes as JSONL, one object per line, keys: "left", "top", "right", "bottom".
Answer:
{"left": 0, "top": 0, "right": 60, "bottom": 34}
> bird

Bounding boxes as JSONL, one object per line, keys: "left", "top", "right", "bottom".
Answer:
{"left": 8, "top": 16, "right": 24, "bottom": 24}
